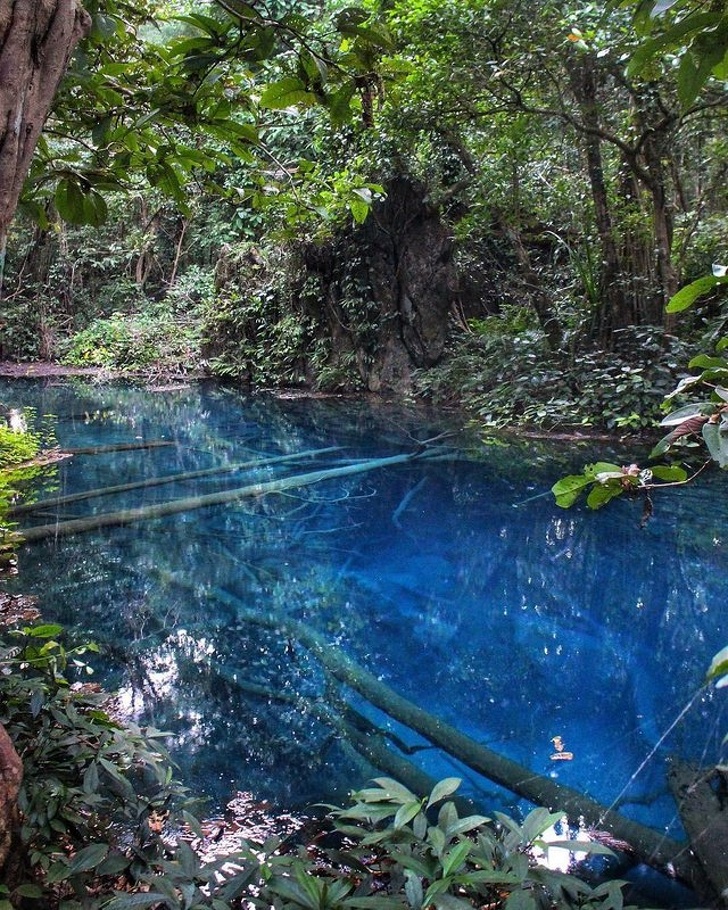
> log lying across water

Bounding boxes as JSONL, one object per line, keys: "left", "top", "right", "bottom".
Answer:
{"left": 65, "top": 440, "right": 175, "bottom": 455}
{"left": 11, "top": 447, "right": 341, "bottom": 517}
{"left": 219, "top": 600, "right": 700, "bottom": 887}
{"left": 19, "top": 450, "right": 436, "bottom": 542}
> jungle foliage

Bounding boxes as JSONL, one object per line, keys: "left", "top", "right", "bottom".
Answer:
{"left": 1, "top": 1, "right": 728, "bottom": 906}
{"left": 0, "top": 0, "right": 725, "bottom": 432}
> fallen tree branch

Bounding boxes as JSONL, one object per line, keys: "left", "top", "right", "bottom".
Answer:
{"left": 219, "top": 601, "right": 700, "bottom": 887}
{"left": 11, "top": 447, "right": 341, "bottom": 517}
{"left": 19, "top": 450, "right": 437, "bottom": 542}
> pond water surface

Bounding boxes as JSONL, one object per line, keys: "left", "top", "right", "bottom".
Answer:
{"left": 2, "top": 378, "right": 726, "bottom": 850}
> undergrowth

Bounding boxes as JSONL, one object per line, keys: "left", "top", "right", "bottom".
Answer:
{"left": 414, "top": 322, "right": 693, "bottom": 432}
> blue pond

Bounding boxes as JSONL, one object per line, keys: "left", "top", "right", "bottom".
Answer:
{"left": 3, "top": 379, "right": 727, "bottom": 844}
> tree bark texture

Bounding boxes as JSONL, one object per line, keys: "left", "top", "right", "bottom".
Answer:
{"left": 0, "top": 0, "right": 88, "bottom": 877}
{"left": 0, "top": 723, "right": 22, "bottom": 872}
{"left": 0, "top": 0, "right": 91, "bottom": 239}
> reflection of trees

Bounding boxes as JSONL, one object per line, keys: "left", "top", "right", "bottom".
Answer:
{"left": 5, "top": 380, "right": 727, "bottom": 829}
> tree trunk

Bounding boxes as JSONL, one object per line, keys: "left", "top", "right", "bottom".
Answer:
{"left": 566, "top": 56, "right": 631, "bottom": 342}
{"left": 0, "top": 723, "right": 22, "bottom": 874}
{"left": 0, "top": 0, "right": 91, "bottom": 245}
{"left": 0, "top": 0, "right": 90, "bottom": 871}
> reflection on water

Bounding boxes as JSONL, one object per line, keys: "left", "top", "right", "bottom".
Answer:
{"left": 2, "top": 378, "right": 727, "bottom": 838}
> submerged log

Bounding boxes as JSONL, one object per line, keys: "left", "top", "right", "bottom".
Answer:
{"left": 11, "top": 446, "right": 341, "bottom": 517}
{"left": 221, "top": 601, "right": 700, "bottom": 887}
{"left": 19, "top": 450, "right": 436, "bottom": 542}
{"left": 65, "top": 441, "right": 175, "bottom": 455}
{"left": 668, "top": 760, "right": 728, "bottom": 902}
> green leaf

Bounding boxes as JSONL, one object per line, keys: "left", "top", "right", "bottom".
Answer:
{"left": 505, "top": 890, "right": 538, "bottom": 910}
{"left": 520, "top": 808, "right": 565, "bottom": 844}
{"left": 404, "top": 870, "right": 423, "bottom": 910}
{"left": 431, "top": 895, "right": 475, "bottom": 910}
{"left": 426, "top": 777, "right": 461, "bottom": 808}
{"left": 66, "top": 842, "right": 109, "bottom": 876}
{"left": 707, "top": 645, "right": 728, "bottom": 683}
{"left": 702, "top": 422, "right": 728, "bottom": 467}
{"left": 649, "top": 465, "right": 687, "bottom": 482}
{"left": 97, "top": 851, "right": 132, "bottom": 876}
{"left": 586, "top": 481, "right": 624, "bottom": 509}
{"left": 667, "top": 275, "right": 728, "bottom": 313}
{"left": 55, "top": 179, "right": 87, "bottom": 225}
{"left": 83, "top": 761, "right": 99, "bottom": 794}
{"left": 688, "top": 353, "right": 728, "bottom": 370}
{"left": 394, "top": 800, "right": 424, "bottom": 829}
{"left": 660, "top": 403, "right": 709, "bottom": 425}
{"left": 444, "top": 814, "right": 490, "bottom": 837}
{"left": 349, "top": 194, "right": 370, "bottom": 224}
{"left": 551, "top": 474, "right": 592, "bottom": 508}
{"left": 441, "top": 840, "right": 471, "bottom": 876}
{"left": 259, "top": 76, "right": 316, "bottom": 109}
{"left": 370, "top": 777, "right": 418, "bottom": 803}
{"left": 14, "top": 885, "right": 44, "bottom": 898}
{"left": 539, "top": 839, "right": 615, "bottom": 856}
{"left": 82, "top": 190, "right": 108, "bottom": 228}
{"left": 25, "top": 623, "right": 64, "bottom": 638}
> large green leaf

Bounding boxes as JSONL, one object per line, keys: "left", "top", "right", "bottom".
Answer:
{"left": 702, "top": 422, "right": 728, "bottom": 468}
{"left": 586, "top": 481, "right": 624, "bottom": 509}
{"left": 426, "top": 777, "right": 461, "bottom": 808}
{"left": 65, "top": 842, "right": 109, "bottom": 876}
{"left": 55, "top": 179, "right": 86, "bottom": 225}
{"left": 667, "top": 275, "right": 728, "bottom": 313}
{"left": 259, "top": 76, "right": 317, "bottom": 109}
{"left": 650, "top": 464, "right": 687, "bottom": 482}
{"left": 550, "top": 474, "right": 591, "bottom": 508}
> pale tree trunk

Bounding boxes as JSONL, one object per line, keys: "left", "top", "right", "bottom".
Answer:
{"left": 0, "top": 0, "right": 90, "bottom": 874}
{"left": 0, "top": 0, "right": 91, "bottom": 270}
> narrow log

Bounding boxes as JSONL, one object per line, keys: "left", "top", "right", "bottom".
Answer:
{"left": 19, "top": 450, "right": 435, "bottom": 542}
{"left": 65, "top": 441, "right": 175, "bottom": 455}
{"left": 223, "top": 602, "right": 700, "bottom": 886}
{"left": 11, "top": 447, "right": 341, "bottom": 517}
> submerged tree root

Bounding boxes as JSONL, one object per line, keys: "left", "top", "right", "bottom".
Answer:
{"left": 213, "top": 597, "right": 703, "bottom": 890}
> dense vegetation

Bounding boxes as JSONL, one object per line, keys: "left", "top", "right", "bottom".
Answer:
{"left": 1, "top": 0, "right": 728, "bottom": 907}
{"left": 0, "top": 0, "right": 725, "bottom": 431}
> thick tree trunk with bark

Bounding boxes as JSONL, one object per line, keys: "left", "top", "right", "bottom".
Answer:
{"left": 0, "top": 0, "right": 90, "bottom": 243}
{"left": 0, "top": 724, "right": 22, "bottom": 872}
{"left": 0, "top": 0, "right": 90, "bottom": 873}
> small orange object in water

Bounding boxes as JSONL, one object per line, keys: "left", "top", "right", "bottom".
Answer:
{"left": 550, "top": 735, "right": 574, "bottom": 760}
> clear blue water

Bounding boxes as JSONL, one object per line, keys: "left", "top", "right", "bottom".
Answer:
{"left": 3, "top": 378, "right": 727, "bottom": 845}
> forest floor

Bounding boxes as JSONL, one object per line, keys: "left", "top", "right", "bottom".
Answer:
{"left": 0, "top": 361, "right": 106, "bottom": 378}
